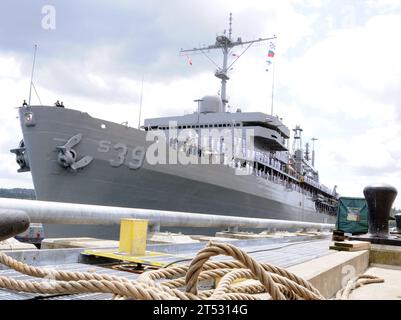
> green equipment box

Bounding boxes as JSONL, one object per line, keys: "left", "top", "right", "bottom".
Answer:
{"left": 335, "top": 197, "right": 368, "bottom": 235}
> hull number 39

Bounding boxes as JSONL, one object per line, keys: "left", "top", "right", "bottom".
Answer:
{"left": 98, "top": 140, "right": 145, "bottom": 169}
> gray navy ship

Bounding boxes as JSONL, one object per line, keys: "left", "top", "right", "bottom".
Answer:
{"left": 11, "top": 15, "right": 338, "bottom": 237}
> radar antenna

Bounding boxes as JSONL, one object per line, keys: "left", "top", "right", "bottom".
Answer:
{"left": 180, "top": 13, "right": 276, "bottom": 111}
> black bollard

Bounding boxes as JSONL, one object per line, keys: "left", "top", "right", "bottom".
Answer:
{"left": 395, "top": 214, "right": 401, "bottom": 233}
{"left": 0, "top": 210, "right": 30, "bottom": 241}
{"left": 364, "top": 184, "right": 398, "bottom": 238}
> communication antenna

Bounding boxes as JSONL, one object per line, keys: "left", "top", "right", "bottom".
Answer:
{"left": 180, "top": 13, "right": 276, "bottom": 111}
{"left": 228, "top": 12, "right": 233, "bottom": 39}
{"left": 311, "top": 137, "right": 318, "bottom": 167}
{"left": 28, "top": 44, "right": 38, "bottom": 106}
{"left": 138, "top": 74, "right": 144, "bottom": 129}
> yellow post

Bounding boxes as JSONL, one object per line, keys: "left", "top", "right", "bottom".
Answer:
{"left": 118, "top": 219, "right": 148, "bottom": 256}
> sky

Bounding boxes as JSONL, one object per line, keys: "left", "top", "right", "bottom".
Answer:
{"left": 0, "top": 0, "right": 401, "bottom": 206}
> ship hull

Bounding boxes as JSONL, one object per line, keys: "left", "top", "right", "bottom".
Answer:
{"left": 17, "top": 106, "right": 335, "bottom": 238}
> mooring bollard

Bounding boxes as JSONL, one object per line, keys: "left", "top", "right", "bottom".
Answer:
{"left": 118, "top": 219, "right": 148, "bottom": 256}
{"left": 0, "top": 210, "right": 30, "bottom": 241}
{"left": 395, "top": 214, "right": 401, "bottom": 233}
{"left": 364, "top": 184, "right": 398, "bottom": 238}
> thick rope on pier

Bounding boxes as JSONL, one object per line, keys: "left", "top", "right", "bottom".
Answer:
{"left": 0, "top": 241, "right": 383, "bottom": 300}
{"left": 336, "top": 274, "right": 385, "bottom": 300}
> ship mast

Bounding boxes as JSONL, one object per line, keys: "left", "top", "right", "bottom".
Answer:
{"left": 180, "top": 13, "right": 276, "bottom": 112}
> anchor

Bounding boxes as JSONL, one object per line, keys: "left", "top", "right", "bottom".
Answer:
{"left": 10, "top": 140, "right": 30, "bottom": 172}
{"left": 56, "top": 133, "right": 93, "bottom": 171}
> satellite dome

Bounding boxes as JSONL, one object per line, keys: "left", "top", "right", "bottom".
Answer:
{"left": 199, "top": 96, "right": 223, "bottom": 114}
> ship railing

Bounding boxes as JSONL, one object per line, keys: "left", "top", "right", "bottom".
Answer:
{"left": 303, "top": 175, "right": 335, "bottom": 197}
{"left": 168, "top": 139, "right": 333, "bottom": 197}
{"left": 0, "top": 198, "right": 335, "bottom": 232}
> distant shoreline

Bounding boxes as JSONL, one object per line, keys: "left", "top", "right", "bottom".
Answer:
{"left": 0, "top": 188, "right": 35, "bottom": 200}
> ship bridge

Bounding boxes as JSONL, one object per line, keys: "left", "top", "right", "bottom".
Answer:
{"left": 144, "top": 109, "right": 290, "bottom": 152}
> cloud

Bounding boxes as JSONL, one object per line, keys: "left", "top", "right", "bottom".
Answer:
{"left": 0, "top": 0, "right": 325, "bottom": 102}
{"left": 366, "top": 0, "right": 401, "bottom": 13}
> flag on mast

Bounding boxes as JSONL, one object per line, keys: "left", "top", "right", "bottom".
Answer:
{"left": 186, "top": 55, "right": 193, "bottom": 66}
{"left": 265, "top": 41, "right": 276, "bottom": 72}
{"left": 269, "top": 41, "right": 276, "bottom": 50}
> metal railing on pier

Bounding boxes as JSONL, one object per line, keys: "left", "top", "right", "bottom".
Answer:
{"left": 0, "top": 198, "right": 334, "bottom": 232}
